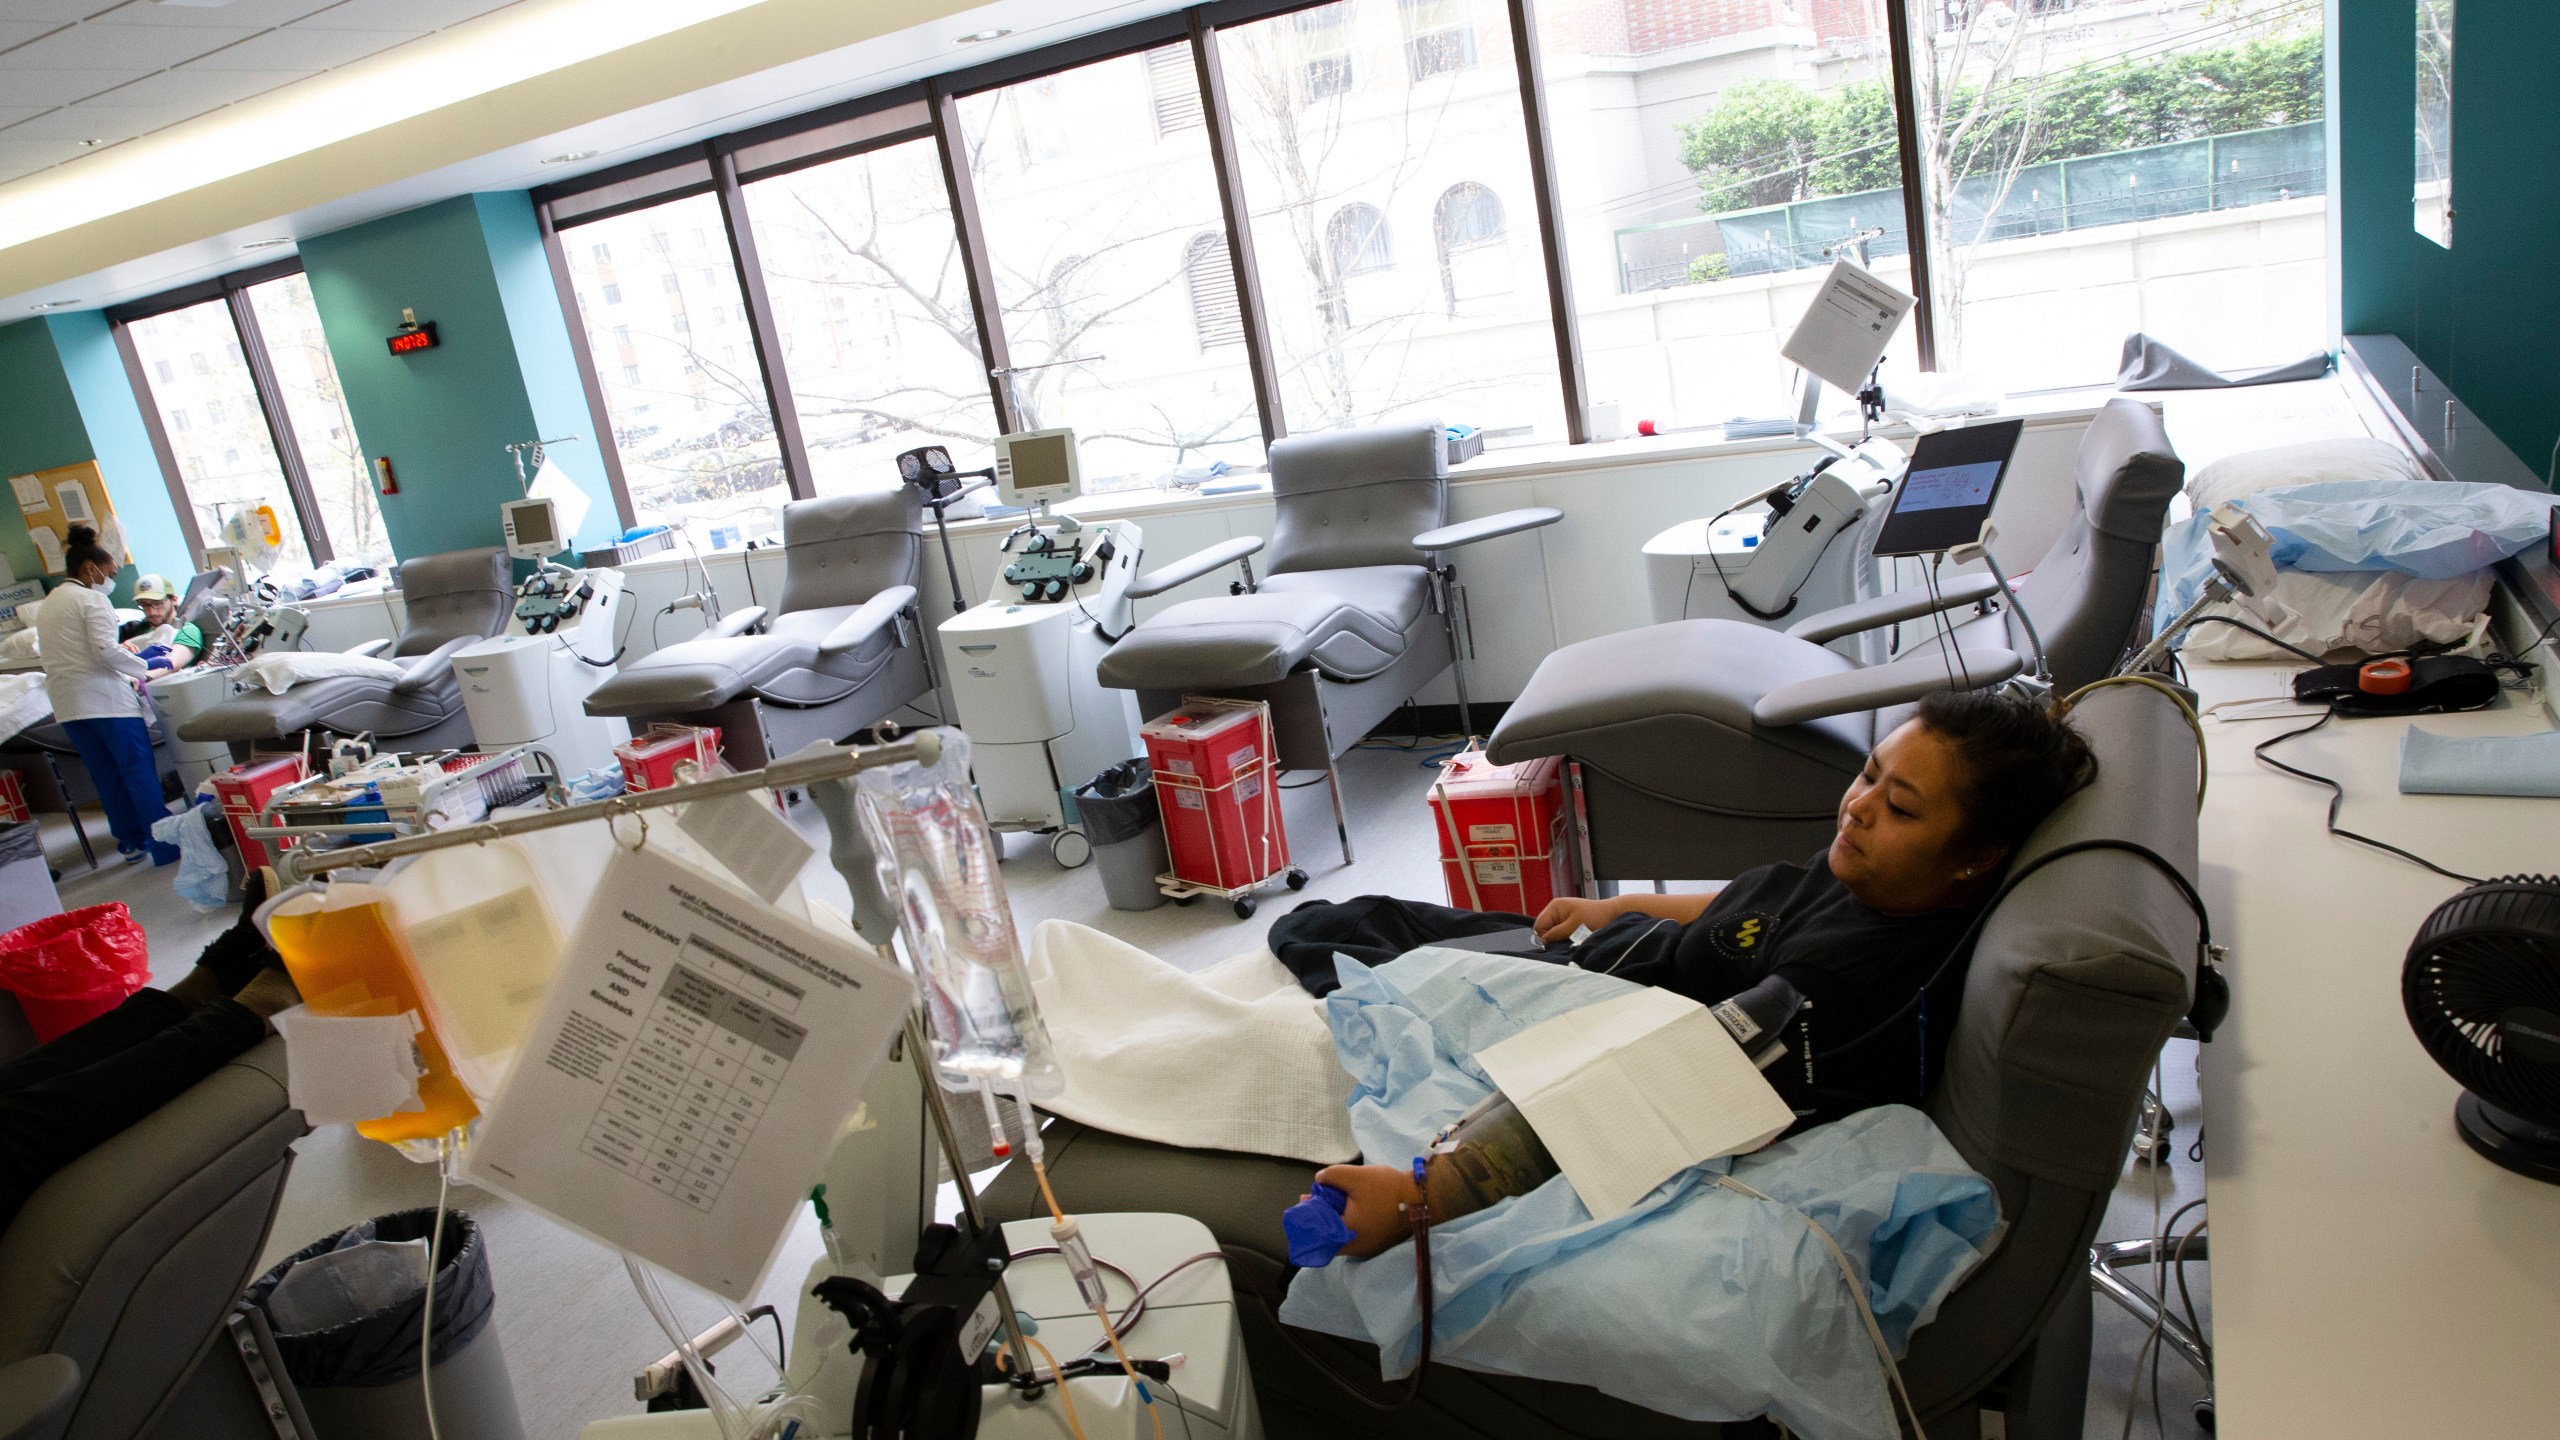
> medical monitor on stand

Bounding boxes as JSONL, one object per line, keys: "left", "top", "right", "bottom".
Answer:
{"left": 500, "top": 496, "right": 568, "bottom": 561}
{"left": 1870, "top": 419, "right": 2026, "bottom": 559}
{"left": 995, "top": 428, "right": 1082, "bottom": 511}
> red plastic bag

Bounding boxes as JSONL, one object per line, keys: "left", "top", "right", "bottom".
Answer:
{"left": 0, "top": 903, "right": 152, "bottom": 1043}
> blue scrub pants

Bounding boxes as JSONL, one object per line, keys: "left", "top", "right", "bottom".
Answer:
{"left": 60, "top": 717, "right": 179, "bottom": 864}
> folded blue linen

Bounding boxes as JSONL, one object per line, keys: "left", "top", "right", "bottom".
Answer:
{"left": 2399, "top": 725, "right": 2560, "bottom": 798}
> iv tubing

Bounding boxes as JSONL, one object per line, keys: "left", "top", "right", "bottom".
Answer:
{"left": 420, "top": 1132, "right": 454, "bottom": 1440}
{"left": 1020, "top": 1091, "right": 1163, "bottom": 1440}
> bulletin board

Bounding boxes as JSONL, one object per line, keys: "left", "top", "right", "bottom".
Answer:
{"left": 9, "top": 461, "right": 119, "bottom": 578}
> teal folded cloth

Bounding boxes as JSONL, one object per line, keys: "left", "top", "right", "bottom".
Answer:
{"left": 2399, "top": 725, "right": 2560, "bottom": 797}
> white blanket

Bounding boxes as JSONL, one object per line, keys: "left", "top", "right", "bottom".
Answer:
{"left": 232, "top": 650, "right": 409, "bottom": 695}
{"left": 1025, "top": 919, "right": 1357, "bottom": 1164}
{"left": 0, "top": 672, "right": 48, "bottom": 745}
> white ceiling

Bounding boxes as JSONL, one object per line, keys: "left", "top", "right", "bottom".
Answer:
{"left": 0, "top": 0, "right": 534, "bottom": 186}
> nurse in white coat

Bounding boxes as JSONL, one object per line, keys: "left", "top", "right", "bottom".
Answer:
{"left": 36, "top": 525, "right": 177, "bottom": 865}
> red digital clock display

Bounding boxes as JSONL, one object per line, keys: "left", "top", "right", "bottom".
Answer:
{"left": 386, "top": 322, "right": 439, "bottom": 356}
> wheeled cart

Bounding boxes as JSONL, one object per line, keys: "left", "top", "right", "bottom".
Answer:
{"left": 1142, "top": 698, "right": 1305, "bottom": 919}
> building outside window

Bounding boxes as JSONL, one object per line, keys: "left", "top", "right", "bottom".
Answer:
{"left": 957, "top": 45, "right": 1267, "bottom": 489}
{"left": 1399, "top": 0, "right": 1479, "bottom": 81}
{"left": 121, "top": 277, "right": 383, "bottom": 574}
{"left": 560, "top": 191, "right": 791, "bottom": 548}
{"left": 243, "top": 273, "right": 392, "bottom": 568}
{"left": 739, "top": 133, "right": 1002, "bottom": 497}
{"left": 1221, "top": 0, "right": 1563, "bottom": 443}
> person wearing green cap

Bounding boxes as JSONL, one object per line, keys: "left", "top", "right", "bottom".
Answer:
{"left": 119, "top": 574, "right": 202, "bottom": 674}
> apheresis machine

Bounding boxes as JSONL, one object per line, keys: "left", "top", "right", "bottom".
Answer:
{"left": 454, "top": 495, "right": 633, "bottom": 775}
{"left": 935, "top": 428, "right": 1146, "bottom": 865}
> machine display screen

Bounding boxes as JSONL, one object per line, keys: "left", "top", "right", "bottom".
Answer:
{"left": 1871, "top": 418, "right": 2025, "bottom": 558}
{"left": 511, "top": 504, "right": 554, "bottom": 546}
{"left": 1010, "top": 434, "right": 1072, "bottom": 493}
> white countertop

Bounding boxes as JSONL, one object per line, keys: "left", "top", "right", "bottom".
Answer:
{"left": 2190, "top": 661, "right": 2560, "bottom": 1436}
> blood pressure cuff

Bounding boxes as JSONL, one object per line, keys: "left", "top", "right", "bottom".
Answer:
{"left": 2292, "top": 655, "right": 2501, "bottom": 717}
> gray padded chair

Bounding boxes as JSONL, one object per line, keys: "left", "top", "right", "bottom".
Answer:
{"left": 1097, "top": 422, "right": 1559, "bottom": 854}
{"left": 1489, "top": 399, "right": 2183, "bottom": 882}
{"left": 0, "top": 1038, "right": 306, "bottom": 1440}
{"left": 179, "top": 548, "right": 513, "bottom": 762}
{"left": 985, "top": 681, "right": 2201, "bottom": 1439}
{"left": 583, "top": 490, "right": 934, "bottom": 769}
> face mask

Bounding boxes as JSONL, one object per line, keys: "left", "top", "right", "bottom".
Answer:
{"left": 88, "top": 577, "right": 116, "bottom": 593}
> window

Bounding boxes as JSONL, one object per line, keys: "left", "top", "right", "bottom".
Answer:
{"left": 170, "top": 408, "right": 190, "bottom": 432}
{"left": 1535, "top": 3, "right": 1922, "bottom": 427}
{"left": 1294, "top": 5, "right": 1355, "bottom": 102}
{"left": 1900, "top": 0, "right": 2328, "bottom": 388}
{"left": 740, "top": 133, "right": 1000, "bottom": 497}
{"left": 1399, "top": 0, "right": 1477, "bottom": 82}
{"left": 125, "top": 298, "right": 313, "bottom": 571}
{"left": 1433, "top": 181, "right": 1511, "bottom": 313}
{"left": 1223, "top": 1, "right": 1562, "bottom": 442}
{"left": 153, "top": 359, "right": 173, "bottom": 383}
{"left": 591, "top": 242, "right": 612, "bottom": 262}
{"left": 1326, "top": 204, "right": 1392, "bottom": 277}
{"left": 245, "top": 272, "right": 392, "bottom": 569}
{"left": 958, "top": 45, "right": 1266, "bottom": 486}
{"left": 561, "top": 190, "right": 788, "bottom": 548}
{"left": 1184, "top": 233, "right": 1245, "bottom": 349}
{"left": 1147, "top": 45, "right": 1205, "bottom": 135}
{"left": 2416, "top": 0, "right": 2453, "bottom": 246}
{"left": 664, "top": 273, "right": 682, "bottom": 293}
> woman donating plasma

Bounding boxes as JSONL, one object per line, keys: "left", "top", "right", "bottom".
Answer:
{"left": 1292, "top": 689, "right": 2097, "bottom": 1257}
{"left": 36, "top": 526, "right": 179, "bottom": 866}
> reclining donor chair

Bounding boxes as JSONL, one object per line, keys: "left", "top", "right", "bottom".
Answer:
{"left": 1096, "top": 421, "right": 1559, "bottom": 857}
{"left": 180, "top": 548, "right": 512, "bottom": 763}
{"left": 583, "top": 489, "right": 934, "bottom": 769}
{"left": 990, "top": 680, "right": 2204, "bottom": 1439}
{"left": 1490, "top": 397, "right": 2182, "bottom": 883}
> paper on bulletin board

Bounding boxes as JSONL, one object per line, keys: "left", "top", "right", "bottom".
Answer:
{"left": 8, "top": 476, "right": 42, "bottom": 517}
{"left": 29, "top": 530, "right": 62, "bottom": 575}
{"left": 462, "top": 841, "right": 916, "bottom": 1302}
{"left": 18, "top": 461, "right": 117, "bottom": 577}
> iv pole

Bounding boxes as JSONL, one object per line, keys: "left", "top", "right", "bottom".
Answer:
{"left": 269, "top": 728, "right": 1048, "bottom": 1385}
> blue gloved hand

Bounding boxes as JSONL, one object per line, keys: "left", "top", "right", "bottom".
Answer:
{"left": 1282, "top": 1181, "right": 1357, "bottom": 1268}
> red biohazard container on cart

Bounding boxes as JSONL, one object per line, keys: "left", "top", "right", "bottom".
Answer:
{"left": 616, "top": 724, "right": 724, "bottom": 793}
{"left": 1142, "top": 698, "right": 1288, "bottom": 895}
{"left": 212, "top": 755, "right": 309, "bottom": 870}
{"left": 0, "top": 770, "right": 27, "bottom": 826}
{"left": 1429, "top": 747, "right": 1578, "bottom": 916}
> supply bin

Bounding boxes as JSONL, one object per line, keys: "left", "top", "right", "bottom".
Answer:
{"left": 1072, "top": 759, "right": 1170, "bottom": 911}
{"left": 1429, "top": 748, "right": 1578, "bottom": 915}
{"left": 0, "top": 902, "right": 149, "bottom": 1043}
{"left": 1141, "top": 698, "right": 1288, "bottom": 895}
{"left": 213, "top": 754, "right": 309, "bottom": 870}
{"left": 245, "top": 1208, "right": 525, "bottom": 1440}
{"left": 0, "top": 816, "right": 62, "bottom": 933}
{"left": 616, "top": 723, "right": 724, "bottom": 793}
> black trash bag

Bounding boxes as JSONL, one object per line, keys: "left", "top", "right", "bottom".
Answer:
{"left": 1072, "top": 759, "right": 1161, "bottom": 846}
{"left": 0, "top": 820, "right": 41, "bottom": 868}
{"left": 245, "top": 1208, "right": 496, "bottom": 1391}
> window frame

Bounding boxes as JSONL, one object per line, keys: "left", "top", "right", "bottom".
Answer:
{"left": 106, "top": 257, "right": 346, "bottom": 570}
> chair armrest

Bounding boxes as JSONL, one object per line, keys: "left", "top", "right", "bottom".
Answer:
{"left": 0, "top": 1354, "right": 80, "bottom": 1440}
{"left": 1412, "top": 506, "right": 1564, "bottom": 552}
{"left": 391, "top": 636, "right": 478, "bottom": 696}
{"left": 1127, "top": 536, "right": 1265, "bottom": 599}
{"left": 1784, "top": 573, "right": 2004, "bottom": 646}
{"left": 1752, "top": 648, "right": 2023, "bottom": 727}
{"left": 345, "top": 638, "right": 393, "bottom": 659}
{"left": 706, "top": 605, "right": 768, "bottom": 639}
{"left": 820, "top": 586, "right": 919, "bottom": 656}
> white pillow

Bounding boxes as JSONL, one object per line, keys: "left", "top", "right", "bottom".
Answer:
{"left": 2186, "top": 438, "right": 2417, "bottom": 510}
{"left": 233, "top": 650, "right": 409, "bottom": 695}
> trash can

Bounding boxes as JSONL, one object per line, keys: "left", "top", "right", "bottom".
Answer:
{"left": 0, "top": 901, "right": 149, "bottom": 1044}
{"left": 1073, "top": 759, "right": 1171, "bottom": 911}
{"left": 245, "top": 1208, "right": 525, "bottom": 1440}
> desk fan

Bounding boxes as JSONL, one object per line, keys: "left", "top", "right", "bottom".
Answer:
{"left": 2403, "top": 874, "right": 2560, "bottom": 1183}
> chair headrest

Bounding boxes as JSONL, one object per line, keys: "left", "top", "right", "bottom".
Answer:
{"left": 2072, "top": 398, "right": 2185, "bottom": 544}
{"left": 394, "top": 547, "right": 510, "bottom": 601}
{"left": 1269, "top": 421, "right": 1446, "bottom": 497}
{"left": 784, "top": 488, "right": 924, "bottom": 547}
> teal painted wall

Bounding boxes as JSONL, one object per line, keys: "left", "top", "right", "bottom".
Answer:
{"left": 302, "top": 192, "right": 619, "bottom": 562}
{"left": 2337, "top": 0, "right": 2560, "bottom": 484}
{"left": 48, "top": 311, "right": 191, "bottom": 586}
{"left": 0, "top": 315, "right": 190, "bottom": 599}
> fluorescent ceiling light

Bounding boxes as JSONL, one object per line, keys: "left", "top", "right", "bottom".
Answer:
{"left": 956, "top": 27, "right": 1011, "bottom": 42}
{"left": 26, "top": 299, "right": 82, "bottom": 311}
{"left": 543, "top": 151, "right": 601, "bottom": 164}
{"left": 242, "top": 237, "right": 295, "bottom": 249}
{"left": 0, "top": 0, "right": 771, "bottom": 252}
